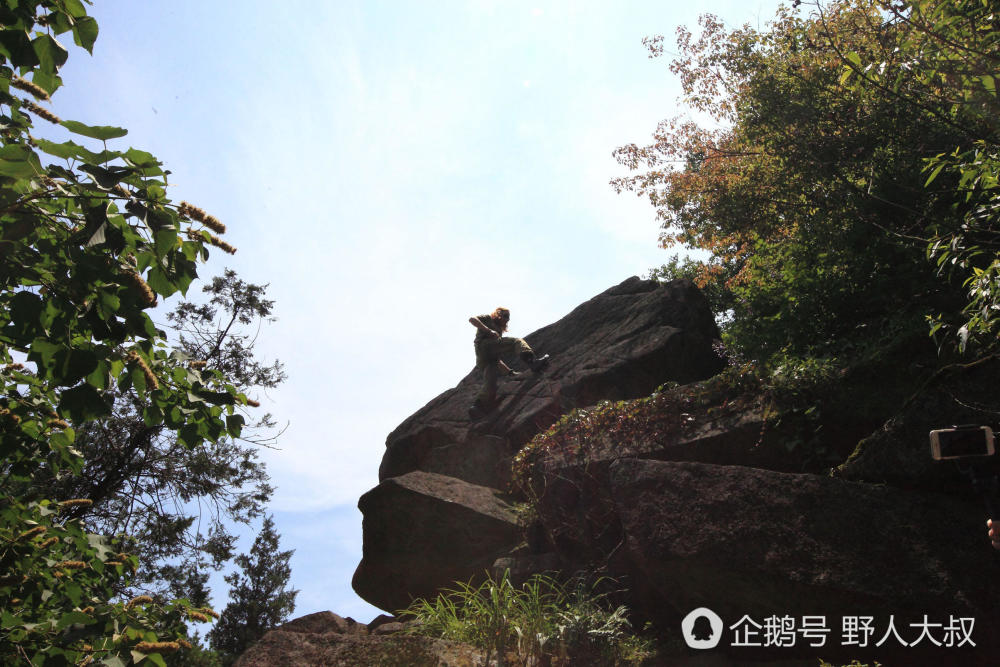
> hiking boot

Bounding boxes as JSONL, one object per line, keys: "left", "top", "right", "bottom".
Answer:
{"left": 531, "top": 354, "right": 550, "bottom": 372}
{"left": 520, "top": 351, "right": 550, "bottom": 373}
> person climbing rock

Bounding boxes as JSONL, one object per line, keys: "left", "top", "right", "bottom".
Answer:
{"left": 469, "top": 307, "right": 549, "bottom": 417}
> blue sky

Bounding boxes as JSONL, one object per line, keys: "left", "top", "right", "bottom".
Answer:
{"left": 52, "top": 0, "right": 785, "bottom": 624}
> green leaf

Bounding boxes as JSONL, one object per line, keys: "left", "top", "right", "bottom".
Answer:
{"left": 72, "top": 16, "right": 99, "bottom": 53}
{"left": 62, "top": 0, "right": 89, "bottom": 18}
{"left": 34, "top": 137, "right": 82, "bottom": 160}
{"left": 144, "top": 206, "right": 173, "bottom": 232}
{"left": 28, "top": 338, "right": 63, "bottom": 370}
{"left": 30, "top": 69, "right": 63, "bottom": 95}
{"left": 142, "top": 403, "right": 162, "bottom": 427}
{"left": 226, "top": 414, "right": 245, "bottom": 437}
{"left": 85, "top": 221, "right": 107, "bottom": 247}
{"left": 35, "top": 137, "right": 118, "bottom": 163}
{"left": 196, "top": 389, "right": 236, "bottom": 405}
{"left": 87, "top": 533, "right": 116, "bottom": 559}
{"left": 61, "top": 348, "right": 100, "bottom": 386}
{"left": 50, "top": 428, "right": 74, "bottom": 450}
{"left": 178, "top": 423, "right": 202, "bottom": 448}
{"left": 145, "top": 266, "right": 176, "bottom": 297}
{"left": 58, "top": 384, "right": 110, "bottom": 421}
{"left": 153, "top": 227, "right": 178, "bottom": 256}
{"left": 925, "top": 164, "right": 947, "bottom": 187}
{"left": 101, "top": 656, "right": 127, "bottom": 667}
{"left": 80, "top": 163, "right": 132, "bottom": 188}
{"left": 181, "top": 239, "right": 200, "bottom": 261}
{"left": 0, "top": 29, "right": 39, "bottom": 68}
{"left": 61, "top": 120, "right": 128, "bottom": 141}
{"left": 31, "top": 34, "right": 69, "bottom": 75}
{"left": 86, "top": 359, "right": 111, "bottom": 390}
{"left": 0, "top": 144, "right": 42, "bottom": 179}
{"left": 9, "top": 290, "right": 44, "bottom": 342}
{"left": 123, "top": 148, "right": 159, "bottom": 169}
{"left": 48, "top": 10, "right": 74, "bottom": 35}
{"left": 56, "top": 610, "right": 95, "bottom": 630}
{"left": 98, "top": 290, "right": 121, "bottom": 318}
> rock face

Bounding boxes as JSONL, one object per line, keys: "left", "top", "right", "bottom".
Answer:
{"left": 378, "top": 276, "right": 725, "bottom": 489}
{"left": 353, "top": 277, "right": 724, "bottom": 613}
{"left": 522, "top": 453, "right": 1000, "bottom": 664}
{"left": 257, "top": 275, "right": 1000, "bottom": 666}
{"left": 233, "top": 611, "right": 484, "bottom": 667}
{"left": 608, "top": 459, "right": 1000, "bottom": 660}
{"left": 353, "top": 471, "right": 521, "bottom": 613}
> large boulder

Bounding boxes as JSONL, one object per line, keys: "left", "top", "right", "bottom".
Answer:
{"left": 234, "top": 611, "right": 483, "bottom": 667}
{"left": 835, "top": 355, "right": 1000, "bottom": 491}
{"left": 606, "top": 458, "right": 1000, "bottom": 664}
{"left": 353, "top": 277, "right": 725, "bottom": 613}
{"left": 523, "top": 398, "right": 768, "bottom": 565}
{"left": 352, "top": 470, "right": 521, "bottom": 613}
{"left": 379, "top": 277, "right": 724, "bottom": 489}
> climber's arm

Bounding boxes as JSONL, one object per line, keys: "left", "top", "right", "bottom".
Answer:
{"left": 469, "top": 316, "right": 499, "bottom": 338}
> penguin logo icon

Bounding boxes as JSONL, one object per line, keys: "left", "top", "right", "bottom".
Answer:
{"left": 682, "top": 607, "right": 724, "bottom": 649}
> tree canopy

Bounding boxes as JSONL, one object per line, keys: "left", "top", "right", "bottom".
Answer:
{"left": 615, "top": 0, "right": 991, "bottom": 367}
{"left": 836, "top": 0, "right": 1000, "bottom": 353}
{"left": 25, "top": 269, "right": 284, "bottom": 609}
{"left": 207, "top": 515, "right": 297, "bottom": 664}
{"left": 0, "top": 2, "right": 275, "bottom": 664}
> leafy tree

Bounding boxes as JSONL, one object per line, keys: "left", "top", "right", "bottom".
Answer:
{"left": 834, "top": 0, "right": 1000, "bottom": 354}
{"left": 614, "top": 1, "right": 969, "bottom": 364}
{"left": 22, "top": 269, "right": 284, "bottom": 607}
{"left": 0, "top": 1, "right": 266, "bottom": 663}
{"left": 207, "top": 515, "right": 297, "bottom": 663}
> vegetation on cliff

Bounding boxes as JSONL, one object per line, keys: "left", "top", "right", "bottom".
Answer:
{"left": 401, "top": 570, "right": 654, "bottom": 666}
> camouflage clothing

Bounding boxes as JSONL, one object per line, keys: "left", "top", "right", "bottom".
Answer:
{"left": 473, "top": 313, "right": 532, "bottom": 406}
{"left": 473, "top": 313, "right": 504, "bottom": 343}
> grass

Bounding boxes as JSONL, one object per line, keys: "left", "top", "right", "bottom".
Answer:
{"left": 399, "top": 570, "right": 654, "bottom": 666}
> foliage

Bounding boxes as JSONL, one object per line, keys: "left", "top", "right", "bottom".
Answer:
{"left": 834, "top": 0, "right": 1000, "bottom": 354}
{"left": 613, "top": 1, "right": 968, "bottom": 364}
{"left": 646, "top": 254, "right": 735, "bottom": 324}
{"left": 400, "top": 570, "right": 653, "bottom": 666}
{"left": 166, "top": 632, "right": 223, "bottom": 667}
{"left": 20, "top": 270, "right": 283, "bottom": 607}
{"left": 0, "top": 1, "right": 262, "bottom": 663}
{"left": 512, "top": 354, "right": 900, "bottom": 524}
{"left": 207, "top": 516, "right": 297, "bottom": 664}
{"left": 512, "top": 367, "right": 766, "bottom": 494}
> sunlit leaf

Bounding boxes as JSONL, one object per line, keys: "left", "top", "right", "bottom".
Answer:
{"left": 61, "top": 120, "right": 128, "bottom": 141}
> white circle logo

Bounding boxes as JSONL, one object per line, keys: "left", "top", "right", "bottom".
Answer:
{"left": 682, "top": 607, "right": 724, "bottom": 649}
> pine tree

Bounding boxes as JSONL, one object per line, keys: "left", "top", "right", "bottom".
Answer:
{"left": 208, "top": 516, "right": 299, "bottom": 662}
